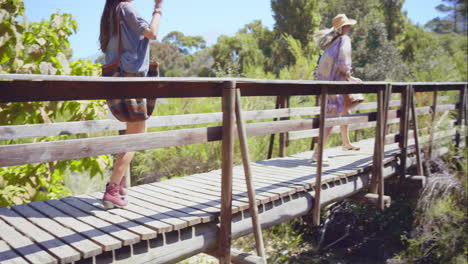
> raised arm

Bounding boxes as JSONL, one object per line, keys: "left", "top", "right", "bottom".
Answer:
{"left": 143, "top": 0, "right": 163, "bottom": 40}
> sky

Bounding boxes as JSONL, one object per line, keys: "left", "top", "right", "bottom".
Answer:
{"left": 23, "top": 0, "right": 445, "bottom": 60}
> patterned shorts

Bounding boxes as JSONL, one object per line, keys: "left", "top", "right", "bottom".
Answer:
{"left": 107, "top": 72, "right": 156, "bottom": 122}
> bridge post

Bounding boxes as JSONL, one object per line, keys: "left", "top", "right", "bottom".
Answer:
{"left": 234, "top": 89, "right": 267, "bottom": 262}
{"left": 219, "top": 81, "right": 236, "bottom": 264}
{"left": 370, "top": 87, "right": 382, "bottom": 193}
{"left": 409, "top": 85, "right": 424, "bottom": 176}
{"left": 279, "top": 96, "right": 289, "bottom": 157}
{"left": 312, "top": 87, "right": 328, "bottom": 226}
{"left": 428, "top": 87, "right": 438, "bottom": 159}
{"left": 455, "top": 85, "right": 467, "bottom": 150}
{"left": 369, "top": 84, "right": 391, "bottom": 209}
{"left": 267, "top": 96, "right": 281, "bottom": 159}
{"left": 378, "top": 84, "right": 392, "bottom": 210}
{"left": 398, "top": 85, "right": 411, "bottom": 181}
{"left": 310, "top": 95, "right": 320, "bottom": 151}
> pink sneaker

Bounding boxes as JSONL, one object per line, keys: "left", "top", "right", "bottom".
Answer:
{"left": 103, "top": 183, "right": 128, "bottom": 209}
{"left": 119, "top": 176, "right": 127, "bottom": 197}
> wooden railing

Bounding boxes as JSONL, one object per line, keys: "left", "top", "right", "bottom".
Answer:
{"left": 0, "top": 74, "right": 466, "bottom": 263}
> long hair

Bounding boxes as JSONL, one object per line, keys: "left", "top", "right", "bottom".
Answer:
{"left": 313, "top": 27, "right": 342, "bottom": 50}
{"left": 99, "top": 0, "right": 126, "bottom": 52}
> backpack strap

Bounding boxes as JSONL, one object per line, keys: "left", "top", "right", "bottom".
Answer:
{"left": 115, "top": 3, "right": 124, "bottom": 68}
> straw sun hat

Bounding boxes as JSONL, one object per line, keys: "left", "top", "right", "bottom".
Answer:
{"left": 332, "top": 14, "right": 357, "bottom": 31}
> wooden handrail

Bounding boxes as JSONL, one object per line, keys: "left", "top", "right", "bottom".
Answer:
{"left": 0, "top": 100, "right": 400, "bottom": 141}
{"left": 0, "top": 104, "right": 460, "bottom": 167}
{"left": 1, "top": 101, "right": 457, "bottom": 141}
{"left": 288, "top": 104, "right": 457, "bottom": 140}
{"left": 0, "top": 74, "right": 465, "bottom": 102}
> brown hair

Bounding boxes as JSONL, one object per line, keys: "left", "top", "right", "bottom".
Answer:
{"left": 99, "top": 0, "right": 126, "bottom": 52}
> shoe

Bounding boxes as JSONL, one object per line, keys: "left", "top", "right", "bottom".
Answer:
{"left": 311, "top": 153, "right": 329, "bottom": 163}
{"left": 103, "top": 183, "right": 129, "bottom": 209}
{"left": 119, "top": 176, "right": 127, "bottom": 197}
{"left": 342, "top": 144, "right": 360, "bottom": 151}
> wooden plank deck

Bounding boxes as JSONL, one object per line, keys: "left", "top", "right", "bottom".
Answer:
{"left": 0, "top": 135, "right": 450, "bottom": 263}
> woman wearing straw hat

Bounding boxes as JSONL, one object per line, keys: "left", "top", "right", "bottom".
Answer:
{"left": 311, "top": 14, "right": 364, "bottom": 162}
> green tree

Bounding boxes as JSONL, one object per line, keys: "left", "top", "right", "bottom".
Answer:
{"left": 150, "top": 39, "right": 214, "bottom": 77}
{"left": 278, "top": 34, "right": 318, "bottom": 80}
{"left": 398, "top": 0, "right": 467, "bottom": 82}
{"left": 271, "top": 0, "right": 321, "bottom": 69}
{"left": 238, "top": 20, "right": 277, "bottom": 72}
{"left": 185, "top": 48, "right": 215, "bottom": 77}
{"left": 162, "top": 31, "right": 206, "bottom": 55}
{"left": 398, "top": 22, "right": 465, "bottom": 82}
{"left": 318, "top": 0, "right": 381, "bottom": 31}
{"left": 0, "top": 0, "right": 107, "bottom": 207}
{"left": 0, "top": 0, "right": 24, "bottom": 71}
{"left": 150, "top": 41, "right": 186, "bottom": 76}
{"left": 425, "top": 0, "right": 467, "bottom": 34}
{"left": 271, "top": 0, "right": 320, "bottom": 49}
{"left": 211, "top": 28, "right": 266, "bottom": 76}
{"left": 380, "top": 0, "right": 406, "bottom": 40}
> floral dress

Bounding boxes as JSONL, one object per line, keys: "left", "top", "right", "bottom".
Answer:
{"left": 316, "top": 35, "right": 352, "bottom": 114}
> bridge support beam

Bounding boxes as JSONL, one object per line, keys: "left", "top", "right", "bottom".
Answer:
{"left": 370, "top": 84, "right": 392, "bottom": 210}
{"left": 347, "top": 193, "right": 391, "bottom": 208}
{"left": 278, "top": 96, "right": 290, "bottom": 158}
{"left": 405, "top": 175, "right": 427, "bottom": 189}
{"left": 428, "top": 87, "right": 438, "bottom": 159}
{"left": 455, "top": 85, "right": 467, "bottom": 152}
{"left": 409, "top": 85, "right": 424, "bottom": 176}
{"left": 235, "top": 89, "right": 267, "bottom": 262}
{"left": 219, "top": 81, "right": 236, "bottom": 264}
{"left": 267, "top": 97, "right": 281, "bottom": 159}
{"left": 398, "top": 85, "right": 411, "bottom": 181}
{"left": 312, "top": 87, "right": 328, "bottom": 226}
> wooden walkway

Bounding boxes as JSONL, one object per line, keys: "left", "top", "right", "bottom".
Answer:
{"left": 0, "top": 134, "right": 443, "bottom": 264}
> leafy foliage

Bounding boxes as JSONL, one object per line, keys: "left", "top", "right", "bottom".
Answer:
{"left": 0, "top": 0, "right": 107, "bottom": 207}
{"left": 400, "top": 192, "right": 466, "bottom": 263}
{"left": 212, "top": 31, "right": 266, "bottom": 76}
{"left": 271, "top": 0, "right": 320, "bottom": 51}
{"left": 150, "top": 38, "right": 214, "bottom": 77}
{"left": 380, "top": 0, "right": 406, "bottom": 41}
{"left": 150, "top": 41, "right": 186, "bottom": 76}
{"left": 162, "top": 31, "right": 206, "bottom": 55}
{"left": 278, "top": 34, "right": 319, "bottom": 80}
{"left": 0, "top": 0, "right": 25, "bottom": 69}
{"left": 425, "top": 0, "right": 467, "bottom": 34}
{"left": 398, "top": 22, "right": 467, "bottom": 82}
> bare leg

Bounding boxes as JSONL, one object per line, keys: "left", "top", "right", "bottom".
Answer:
{"left": 340, "top": 108, "right": 352, "bottom": 146}
{"left": 109, "top": 121, "right": 146, "bottom": 184}
{"left": 340, "top": 106, "right": 360, "bottom": 150}
{"left": 313, "top": 108, "right": 337, "bottom": 159}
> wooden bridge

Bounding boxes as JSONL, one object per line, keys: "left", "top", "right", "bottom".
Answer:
{"left": 0, "top": 75, "right": 466, "bottom": 264}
